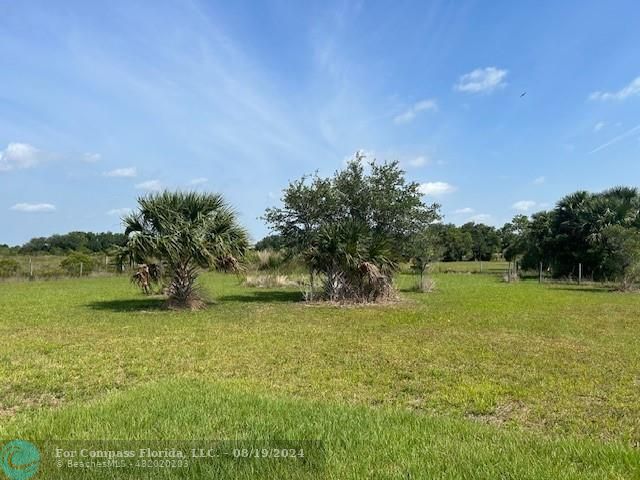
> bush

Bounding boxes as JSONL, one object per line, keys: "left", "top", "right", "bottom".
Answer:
{"left": 256, "top": 250, "right": 285, "bottom": 271}
{"left": 243, "top": 274, "right": 298, "bottom": 288}
{"left": 60, "top": 252, "right": 96, "bottom": 276}
{"left": 36, "top": 265, "right": 67, "bottom": 280}
{"left": 409, "top": 277, "right": 436, "bottom": 293}
{"left": 0, "top": 258, "right": 19, "bottom": 277}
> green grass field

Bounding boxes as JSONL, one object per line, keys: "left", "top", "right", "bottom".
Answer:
{"left": 1, "top": 271, "right": 639, "bottom": 478}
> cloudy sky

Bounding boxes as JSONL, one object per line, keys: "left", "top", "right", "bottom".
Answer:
{"left": 1, "top": 0, "right": 639, "bottom": 245}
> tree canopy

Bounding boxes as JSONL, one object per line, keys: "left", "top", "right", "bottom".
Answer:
{"left": 264, "top": 153, "right": 440, "bottom": 301}
{"left": 265, "top": 153, "right": 440, "bottom": 253}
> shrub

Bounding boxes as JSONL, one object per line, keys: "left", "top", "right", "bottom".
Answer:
{"left": 243, "top": 274, "right": 298, "bottom": 288}
{"left": 0, "top": 258, "right": 20, "bottom": 277}
{"left": 256, "top": 249, "right": 284, "bottom": 271}
{"left": 408, "top": 277, "right": 436, "bottom": 293}
{"left": 60, "top": 252, "right": 96, "bottom": 276}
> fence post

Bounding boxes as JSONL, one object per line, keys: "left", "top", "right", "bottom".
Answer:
{"left": 539, "top": 262, "right": 543, "bottom": 283}
{"left": 578, "top": 263, "right": 582, "bottom": 285}
{"left": 29, "top": 257, "right": 33, "bottom": 278}
{"left": 80, "top": 262, "right": 83, "bottom": 276}
{"left": 310, "top": 270, "right": 315, "bottom": 302}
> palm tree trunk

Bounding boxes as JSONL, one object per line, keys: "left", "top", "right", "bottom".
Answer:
{"left": 169, "top": 262, "right": 196, "bottom": 307}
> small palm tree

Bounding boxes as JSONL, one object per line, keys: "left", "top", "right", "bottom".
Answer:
{"left": 120, "top": 191, "right": 248, "bottom": 308}
{"left": 305, "top": 220, "right": 396, "bottom": 302}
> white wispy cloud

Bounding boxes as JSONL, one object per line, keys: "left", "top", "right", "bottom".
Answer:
{"left": 83, "top": 152, "right": 101, "bottom": 163}
{"left": 455, "top": 67, "right": 508, "bottom": 93}
{"left": 0, "top": 143, "right": 42, "bottom": 172}
{"left": 533, "top": 176, "right": 546, "bottom": 185}
{"left": 104, "top": 167, "right": 137, "bottom": 177}
{"left": 107, "top": 207, "right": 132, "bottom": 216}
{"left": 407, "top": 156, "right": 429, "bottom": 167}
{"left": 593, "top": 122, "right": 605, "bottom": 133}
{"left": 135, "top": 179, "right": 162, "bottom": 191}
{"left": 589, "top": 76, "right": 640, "bottom": 101}
{"left": 418, "top": 181, "right": 457, "bottom": 196}
{"left": 589, "top": 124, "right": 640, "bottom": 154}
{"left": 512, "top": 200, "right": 537, "bottom": 212}
{"left": 189, "top": 177, "right": 208, "bottom": 185}
{"left": 468, "top": 213, "right": 492, "bottom": 223}
{"left": 10, "top": 203, "right": 56, "bottom": 213}
{"left": 454, "top": 207, "right": 474, "bottom": 214}
{"left": 393, "top": 99, "right": 437, "bottom": 124}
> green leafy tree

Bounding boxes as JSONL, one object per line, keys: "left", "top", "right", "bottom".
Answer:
{"left": 600, "top": 225, "right": 640, "bottom": 289}
{"left": 520, "top": 211, "right": 554, "bottom": 271}
{"left": 431, "top": 224, "right": 473, "bottom": 261}
{"left": 254, "top": 234, "right": 285, "bottom": 251}
{"left": 120, "top": 191, "right": 248, "bottom": 308}
{"left": 264, "top": 152, "right": 440, "bottom": 301}
{"left": 407, "top": 227, "right": 443, "bottom": 290}
{"left": 501, "top": 215, "right": 530, "bottom": 263}
{"left": 461, "top": 222, "right": 501, "bottom": 261}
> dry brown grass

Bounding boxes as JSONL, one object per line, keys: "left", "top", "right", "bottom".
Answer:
{"left": 243, "top": 273, "right": 298, "bottom": 288}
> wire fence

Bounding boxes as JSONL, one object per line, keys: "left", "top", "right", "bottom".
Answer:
{"left": 0, "top": 255, "right": 130, "bottom": 281}
{"left": 0, "top": 256, "right": 624, "bottom": 289}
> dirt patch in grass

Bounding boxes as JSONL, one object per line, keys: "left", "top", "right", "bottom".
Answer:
{"left": 467, "top": 400, "right": 531, "bottom": 427}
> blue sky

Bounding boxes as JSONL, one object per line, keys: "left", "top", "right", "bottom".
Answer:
{"left": 1, "top": 0, "right": 639, "bottom": 245}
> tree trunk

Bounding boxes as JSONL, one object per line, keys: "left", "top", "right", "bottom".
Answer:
{"left": 169, "top": 262, "right": 197, "bottom": 307}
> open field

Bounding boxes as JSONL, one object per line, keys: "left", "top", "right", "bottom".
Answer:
{"left": 1, "top": 272, "right": 639, "bottom": 478}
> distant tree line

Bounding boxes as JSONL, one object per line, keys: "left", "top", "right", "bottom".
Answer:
{"left": 7, "top": 231, "right": 126, "bottom": 255}
{"left": 3, "top": 178, "right": 639, "bottom": 291}
{"left": 257, "top": 222, "right": 503, "bottom": 262}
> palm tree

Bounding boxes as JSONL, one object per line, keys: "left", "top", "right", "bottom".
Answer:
{"left": 305, "top": 220, "right": 396, "bottom": 302}
{"left": 120, "top": 191, "right": 248, "bottom": 308}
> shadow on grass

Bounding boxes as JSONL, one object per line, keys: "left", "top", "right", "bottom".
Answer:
{"left": 218, "top": 290, "right": 302, "bottom": 304}
{"left": 86, "top": 297, "right": 167, "bottom": 312}
{"left": 86, "top": 291, "right": 301, "bottom": 311}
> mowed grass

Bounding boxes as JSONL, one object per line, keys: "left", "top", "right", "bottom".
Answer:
{"left": 1, "top": 271, "right": 639, "bottom": 477}
{"left": 431, "top": 260, "right": 509, "bottom": 274}
{"left": 4, "top": 380, "right": 638, "bottom": 479}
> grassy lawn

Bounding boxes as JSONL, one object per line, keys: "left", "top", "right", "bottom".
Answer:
{"left": 1, "top": 272, "right": 639, "bottom": 478}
